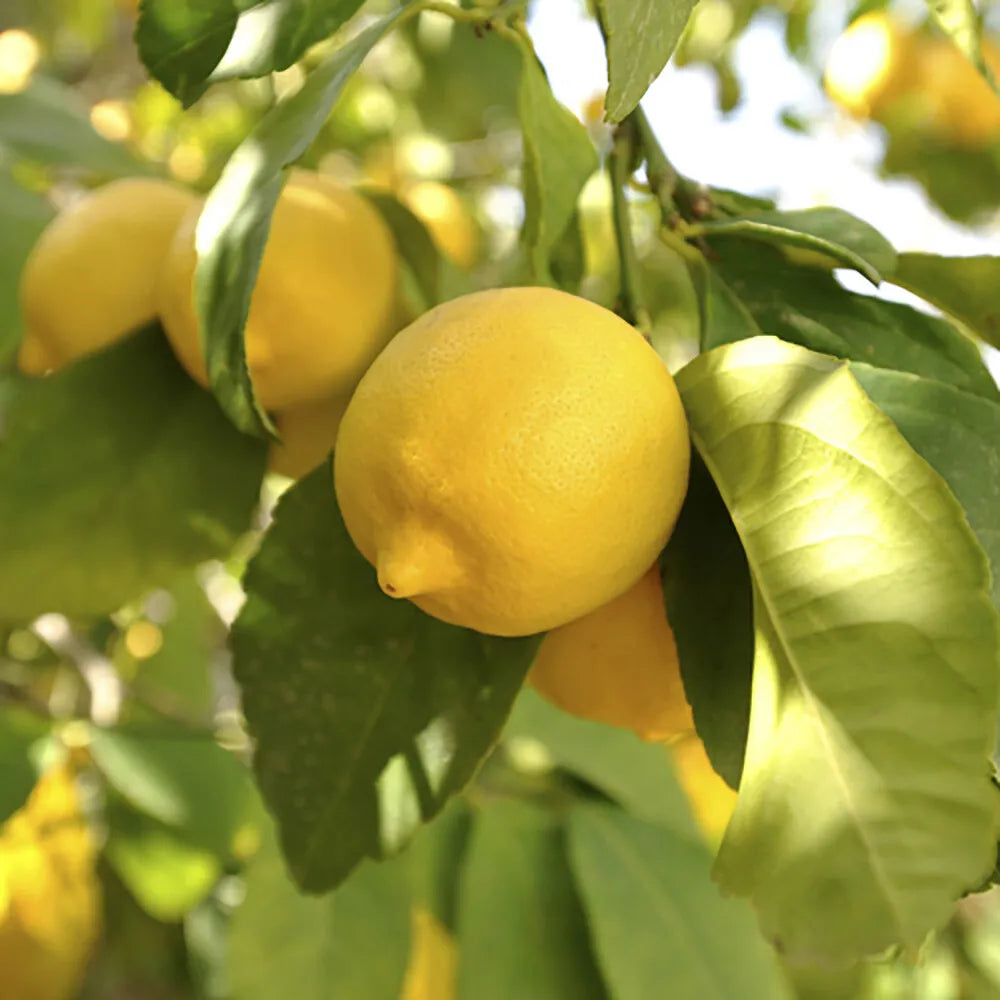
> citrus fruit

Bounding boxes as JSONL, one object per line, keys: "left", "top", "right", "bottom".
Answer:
{"left": 920, "top": 37, "right": 1000, "bottom": 147}
{"left": 670, "top": 734, "right": 738, "bottom": 844}
{"left": 334, "top": 286, "right": 690, "bottom": 637}
{"left": 529, "top": 564, "right": 695, "bottom": 741}
{"left": 399, "top": 180, "right": 479, "bottom": 269}
{"left": 400, "top": 908, "right": 456, "bottom": 1000}
{"left": 0, "top": 763, "right": 101, "bottom": 1000}
{"left": 157, "top": 169, "right": 398, "bottom": 411}
{"left": 18, "top": 177, "right": 196, "bottom": 374}
{"left": 268, "top": 392, "right": 351, "bottom": 480}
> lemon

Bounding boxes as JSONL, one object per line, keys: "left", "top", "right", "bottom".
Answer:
{"left": 18, "top": 177, "right": 196, "bottom": 374}
{"left": 529, "top": 565, "right": 695, "bottom": 741}
{"left": 670, "top": 734, "right": 738, "bottom": 845}
{"left": 0, "top": 763, "right": 101, "bottom": 1000}
{"left": 157, "top": 169, "right": 398, "bottom": 411}
{"left": 399, "top": 181, "right": 479, "bottom": 270}
{"left": 400, "top": 908, "right": 456, "bottom": 1000}
{"left": 334, "top": 286, "right": 690, "bottom": 637}
{"left": 268, "top": 392, "right": 351, "bottom": 480}
{"left": 921, "top": 37, "right": 1000, "bottom": 147}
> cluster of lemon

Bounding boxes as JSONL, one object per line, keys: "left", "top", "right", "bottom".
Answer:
{"left": 825, "top": 12, "right": 1000, "bottom": 148}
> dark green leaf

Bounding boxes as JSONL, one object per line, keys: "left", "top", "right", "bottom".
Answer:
{"left": 231, "top": 466, "right": 540, "bottom": 894}
{"left": 567, "top": 804, "right": 790, "bottom": 1000}
{"left": 852, "top": 365, "right": 1000, "bottom": 610}
{"left": 504, "top": 689, "right": 700, "bottom": 838}
{"left": 691, "top": 261, "right": 762, "bottom": 365}
{"left": 194, "top": 14, "right": 402, "bottom": 438}
{"left": 661, "top": 451, "right": 753, "bottom": 791}
{"left": 695, "top": 207, "right": 897, "bottom": 285}
{"left": 0, "top": 708, "right": 46, "bottom": 824}
{"left": 0, "top": 170, "right": 53, "bottom": 364}
{"left": 678, "top": 336, "right": 999, "bottom": 961}
{"left": 711, "top": 242, "right": 999, "bottom": 399}
{"left": 0, "top": 327, "right": 265, "bottom": 624}
{"left": 229, "top": 819, "right": 412, "bottom": 1000}
{"left": 405, "top": 799, "right": 471, "bottom": 930}
{"left": 519, "top": 51, "right": 598, "bottom": 283}
{"left": 597, "top": 0, "right": 698, "bottom": 123}
{"left": 458, "top": 800, "right": 607, "bottom": 1000}
{"left": 890, "top": 253, "right": 1000, "bottom": 348}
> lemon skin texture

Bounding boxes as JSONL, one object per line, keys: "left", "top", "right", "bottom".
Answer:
{"left": 529, "top": 565, "right": 695, "bottom": 741}
{"left": 334, "top": 286, "right": 691, "bottom": 638}
{"left": 158, "top": 169, "right": 399, "bottom": 411}
{"left": 0, "top": 764, "right": 101, "bottom": 1000}
{"left": 18, "top": 177, "right": 196, "bottom": 374}
{"left": 400, "top": 908, "right": 457, "bottom": 1000}
{"left": 400, "top": 181, "right": 479, "bottom": 270}
{"left": 268, "top": 392, "right": 351, "bottom": 480}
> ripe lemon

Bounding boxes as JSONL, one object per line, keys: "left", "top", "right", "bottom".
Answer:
{"left": 18, "top": 177, "right": 196, "bottom": 374}
{"left": 334, "top": 286, "right": 690, "bottom": 637}
{"left": 0, "top": 763, "right": 101, "bottom": 1000}
{"left": 670, "top": 734, "right": 738, "bottom": 844}
{"left": 158, "top": 169, "right": 398, "bottom": 411}
{"left": 268, "top": 392, "right": 351, "bottom": 480}
{"left": 400, "top": 908, "right": 456, "bottom": 1000}
{"left": 529, "top": 565, "right": 695, "bottom": 741}
{"left": 921, "top": 37, "right": 1000, "bottom": 147}
{"left": 399, "top": 181, "right": 479, "bottom": 270}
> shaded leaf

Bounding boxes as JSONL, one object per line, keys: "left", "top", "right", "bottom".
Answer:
{"left": 231, "top": 466, "right": 539, "bottom": 894}
{"left": 597, "top": 0, "right": 697, "bottom": 122}
{"left": 457, "top": 800, "right": 607, "bottom": 1000}
{"left": 518, "top": 50, "right": 598, "bottom": 283}
{"left": 677, "top": 336, "right": 999, "bottom": 961}
{"left": 695, "top": 207, "right": 897, "bottom": 285}
{"left": 567, "top": 804, "right": 790, "bottom": 1000}
{"left": 661, "top": 451, "right": 753, "bottom": 790}
{"left": 890, "top": 252, "right": 1000, "bottom": 348}
{"left": 0, "top": 708, "right": 46, "bottom": 825}
{"left": 0, "top": 327, "right": 265, "bottom": 624}
{"left": 195, "top": 13, "right": 403, "bottom": 438}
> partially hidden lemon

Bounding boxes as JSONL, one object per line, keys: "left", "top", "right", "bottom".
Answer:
{"left": 670, "top": 734, "right": 738, "bottom": 845}
{"left": 157, "top": 169, "right": 399, "bottom": 411}
{"left": 920, "top": 37, "right": 1000, "bottom": 147}
{"left": 0, "top": 762, "right": 101, "bottom": 1000}
{"left": 400, "top": 908, "right": 456, "bottom": 1000}
{"left": 268, "top": 392, "right": 351, "bottom": 480}
{"left": 399, "top": 181, "right": 479, "bottom": 270}
{"left": 18, "top": 177, "right": 196, "bottom": 374}
{"left": 529, "top": 565, "right": 694, "bottom": 741}
{"left": 334, "top": 286, "right": 690, "bottom": 637}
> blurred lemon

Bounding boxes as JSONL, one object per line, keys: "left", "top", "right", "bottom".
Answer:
{"left": 400, "top": 908, "right": 456, "bottom": 1000}
{"left": 158, "top": 169, "right": 398, "bottom": 411}
{"left": 0, "top": 29, "right": 40, "bottom": 94}
{"left": 0, "top": 763, "right": 101, "bottom": 1000}
{"left": 920, "top": 37, "right": 1000, "bottom": 147}
{"left": 399, "top": 180, "right": 479, "bottom": 270}
{"left": 529, "top": 565, "right": 694, "bottom": 741}
{"left": 18, "top": 177, "right": 196, "bottom": 374}
{"left": 335, "top": 286, "right": 690, "bottom": 637}
{"left": 268, "top": 392, "right": 351, "bottom": 480}
{"left": 670, "top": 734, "right": 738, "bottom": 844}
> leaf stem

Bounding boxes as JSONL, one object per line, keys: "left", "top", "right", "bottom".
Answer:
{"left": 608, "top": 120, "right": 650, "bottom": 333}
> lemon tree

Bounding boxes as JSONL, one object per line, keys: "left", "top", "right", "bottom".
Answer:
{"left": 2, "top": 0, "right": 1000, "bottom": 998}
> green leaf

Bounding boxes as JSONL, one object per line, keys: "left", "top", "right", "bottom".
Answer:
{"left": 712, "top": 243, "right": 999, "bottom": 400}
{"left": 851, "top": 365, "right": 1000, "bottom": 611}
{"left": 0, "top": 708, "right": 46, "bottom": 824}
{"left": 889, "top": 253, "right": 1000, "bottom": 349}
{"left": 229, "top": 819, "right": 412, "bottom": 1000}
{"left": 405, "top": 799, "right": 471, "bottom": 930}
{"left": 567, "top": 804, "right": 790, "bottom": 1000}
{"left": 89, "top": 727, "right": 260, "bottom": 859}
{"left": 0, "top": 77, "right": 143, "bottom": 175}
{"left": 597, "top": 0, "right": 698, "bottom": 123}
{"left": 504, "top": 689, "right": 700, "bottom": 838}
{"left": 694, "top": 207, "right": 897, "bottom": 285}
{"left": 676, "top": 336, "right": 1000, "bottom": 962}
{"left": 518, "top": 50, "right": 598, "bottom": 284}
{"left": 0, "top": 170, "right": 53, "bottom": 364}
{"left": 194, "top": 17, "right": 402, "bottom": 438}
{"left": 661, "top": 451, "right": 753, "bottom": 791}
{"left": 457, "top": 800, "right": 607, "bottom": 1000}
{"left": 925, "top": 0, "right": 998, "bottom": 93}
{"left": 230, "top": 466, "right": 540, "bottom": 894}
{"left": 0, "top": 327, "right": 265, "bottom": 624}
{"left": 692, "top": 262, "right": 763, "bottom": 351}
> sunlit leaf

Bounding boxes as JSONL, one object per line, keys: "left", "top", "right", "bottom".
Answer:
{"left": 231, "top": 467, "right": 539, "bottom": 893}
{"left": 925, "top": 0, "right": 997, "bottom": 91}
{"left": 677, "top": 336, "right": 999, "bottom": 961}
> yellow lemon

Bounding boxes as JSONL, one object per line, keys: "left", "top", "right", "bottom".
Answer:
{"left": 399, "top": 180, "right": 479, "bottom": 270}
{"left": 268, "top": 392, "right": 351, "bottom": 480}
{"left": 670, "top": 734, "right": 738, "bottom": 845}
{"left": 529, "top": 565, "right": 695, "bottom": 741}
{"left": 158, "top": 168, "right": 398, "bottom": 411}
{"left": 400, "top": 908, "right": 457, "bottom": 1000}
{"left": 0, "top": 763, "right": 101, "bottom": 1000}
{"left": 334, "top": 286, "right": 690, "bottom": 637}
{"left": 18, "top": 177, "right": 196, "bottom": 374}
{"left": 824, "top": 12, "right": 921, "bottom": 120}
{"left": 921, "top": 37, "right": 1000, "bottom": 147}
